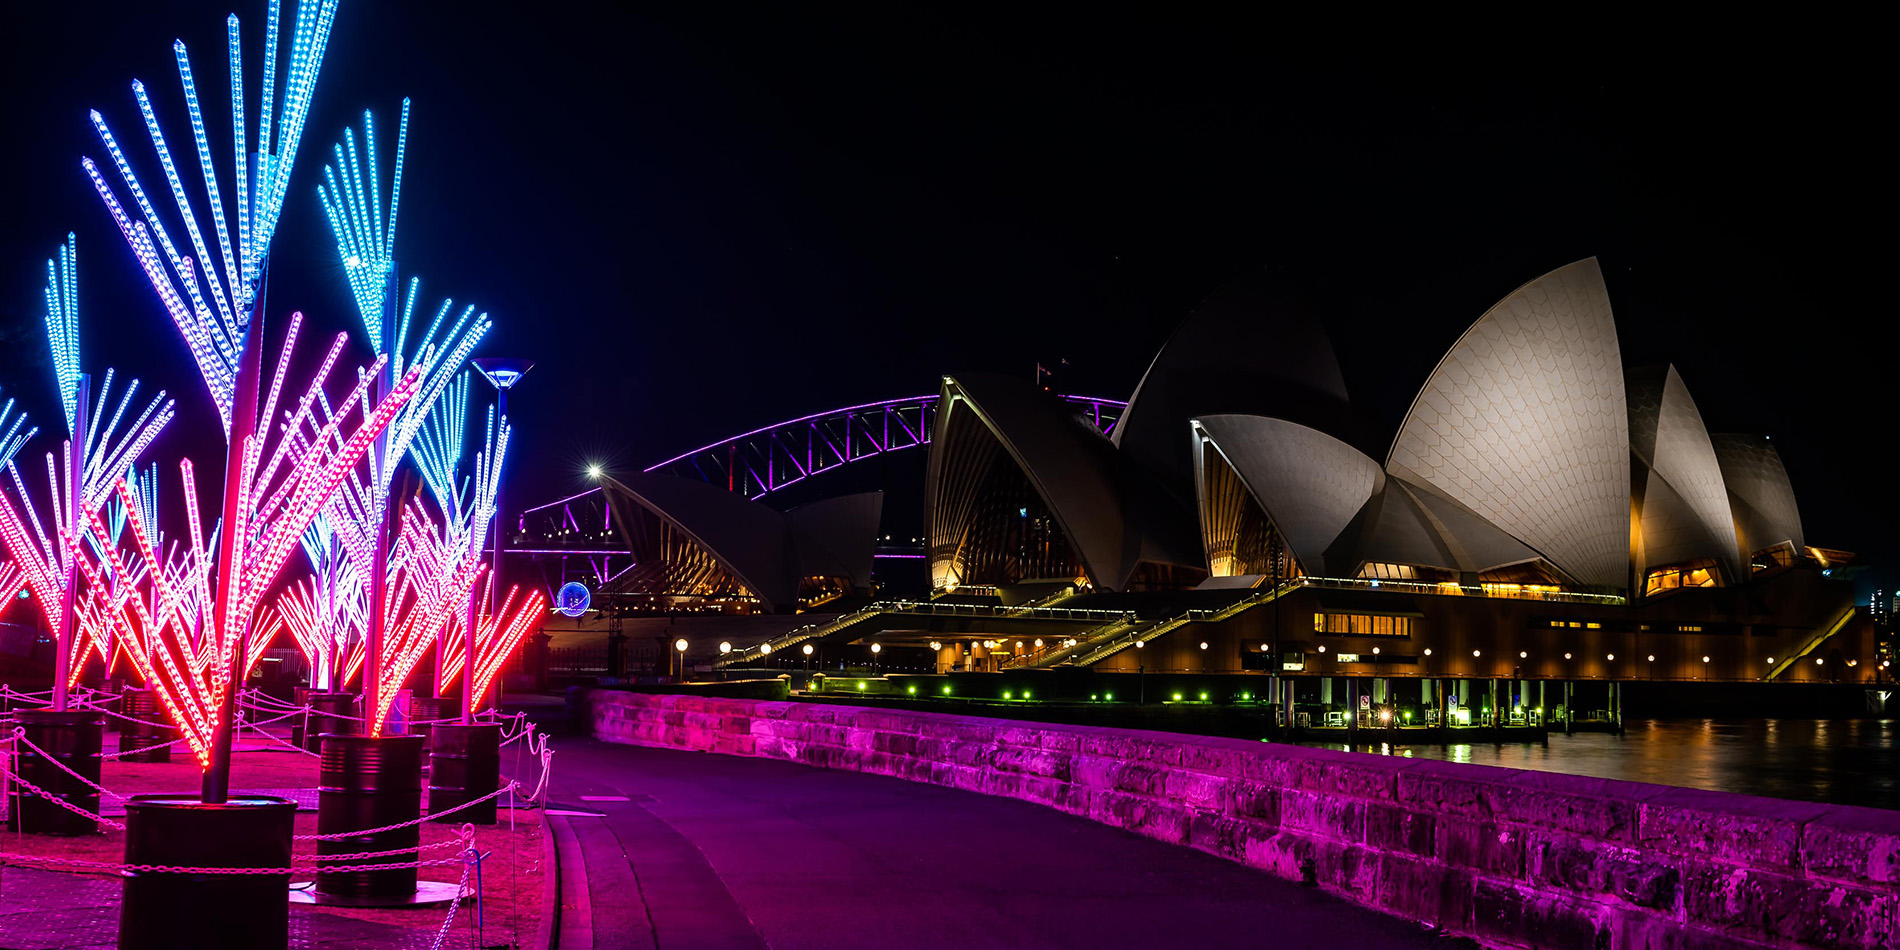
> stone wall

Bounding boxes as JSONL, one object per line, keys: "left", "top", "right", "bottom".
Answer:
{"left": 589, "top": 691, "right": 1898, "bottom": 950}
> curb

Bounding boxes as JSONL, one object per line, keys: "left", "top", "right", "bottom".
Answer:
{"left": 532, "top": 805, "right": 561, "bottom": 950}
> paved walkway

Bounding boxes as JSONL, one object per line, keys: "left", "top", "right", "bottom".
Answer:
{"left": 541, "top": 737, "right": 1459, "bottom": 950}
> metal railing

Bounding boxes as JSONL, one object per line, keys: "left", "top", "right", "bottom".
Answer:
{"left": 715, "top": 598, "right": 1132, "bottom": 669}
{"left": 1067, "top": 580, "right": 1306, "bottom": 667}
{"left": 1295, "top": 575, "right": 1626, "bottom": 605}
{"left": 1765, "top": 606, "right": 1858, "bottom": 681}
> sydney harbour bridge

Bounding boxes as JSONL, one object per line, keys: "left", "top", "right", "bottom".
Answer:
{"left": 513, "top": 391, "right": 1127, "bottom": 607}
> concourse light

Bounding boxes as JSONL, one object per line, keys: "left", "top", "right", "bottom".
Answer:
{"left": 586, "top": 463, "right": 603, "bottom": 479}
{"left": 1135, "top": 640, "right": 1146, "bottom": 649}
{"left": 1519, "top": 651, "right": 1528, "bottom": 659}
{"left": 1564, "top": 652, "right": 1572, "bottom": 660}
{"left": 1472, "top": 650, "right": 1481, "bottom": 658}
{"left": 1372, "top": 646, "right": 1381, "bottom": 655}
{"left": 1105, "top": 692, "right": 1114, "bottom": 701}
{"left": 907, "top": 686, "right": 917, "bottom": 695}
{"left": 871, "top": 643, "right": 882, "bottom": 653}
{"left": 1702, "top": 656, "right": 1711, "bottom": 663}
{"left": 760, "top": 643, "right": 773, "bottom": 655}
{"left": 1260, "top": 644, "right": 1270, "bottom": 652}
{"left": 1199, "top": 691, "right": 1209, "bottom": 701}
{"left": 674, "top": 638, "right": 688, "bottom": 652}
{"left": 1016, "top": 640, "right": 1024, "bottom": 649}
{"left": 1172, "top": 693, "right": 1183, "bottom": 702}
{"left": 1607, "top": 654, "right": 1616, "bottom": 661}
{"left": 719, "top": 642, "right": 732, "bottom": 654}
{"left": 1647, "top": 655, "right": 1655, "bottom": 662}
{"left": 803, "top": 644, "right": 814, "bottom": 656}
{"left": 1767, "top": 657, "right": 1776, "bottom": 664}
{"left": 1034, "top": 638, "right": 1044, "bottom": 648}
{"left": 942, "top": 685, "right": 952, "bottom": 695}
{"left": 1200, "top": 641, "right": 1209, "bottom": 650}
{"left": 929, "top": 641, "right": 942, "bottom": 651}
{"left": 1317, "top": 645, "right": 1326, "bottom": 653}
{"left": 1816, "top": 656, "right": 1824, "bottom": 665}
{"left": 1423, "top": 648, "right": 1432, "bottom": 656}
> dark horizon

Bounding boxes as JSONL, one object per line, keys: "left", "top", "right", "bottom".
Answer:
{"left": 1, "top": 6, "right": 1885, "bottom": 591}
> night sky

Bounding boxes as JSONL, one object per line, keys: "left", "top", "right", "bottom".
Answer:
{"left": 1, "top": 7, "right": 1886, "bottom": 589}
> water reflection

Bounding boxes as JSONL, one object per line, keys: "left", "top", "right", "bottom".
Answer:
{"left": 1303, "top": 718, "right": 1900, "bottom": 810}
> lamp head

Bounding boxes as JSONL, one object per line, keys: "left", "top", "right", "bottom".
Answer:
{"left": 473, "top": 357, "right": 534, "bottom": 390}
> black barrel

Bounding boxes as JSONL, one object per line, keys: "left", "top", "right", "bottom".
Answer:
{"left": 302, "top": 692, "right": 359, "bottom": 752}
{"left": 118, "top": 689, "right": 177, "bottom": 763}
{"left": 120, "top": 795, "right": 295, "bottom": 950}
{"left": 316, "top": 734, "right": 425, "bottom": 899}
{"left": 8, "top": 709, "right": 104, "bottom": 835}
{"left": 408, "top": 696, "right": 443, "bottom": 747}
{"left": 429, "top": 723, "right": 501, "bottom": 825}
{"left": 100, "top": 679, "right": 127, "bottom": 732}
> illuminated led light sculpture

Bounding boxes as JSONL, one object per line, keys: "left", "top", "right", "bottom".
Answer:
{"left": 275, "top": 518, "right": 368, "bottom": 691}
{"left": 308, "top": 102, "right": 488, "bottom": 704}
{"left": 70, "top": 314, "right": 421, "bottom": 768}
{"left": 0, "top": 394, "right": 35, "bottom": 608}
{"left": 0, "top": 236, "right": 175, "bottom": 704}
{"left": 426, "top": 405, "right": 541, "bottom": 715}
{"left": 83, "top": 0, "right": 342, "bottom": 433}
{"left": 318, "top": 99, "right": 408, "bottom": 347}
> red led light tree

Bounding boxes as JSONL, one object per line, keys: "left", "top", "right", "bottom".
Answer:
{"left": 70, "top": 313, "right": 420, "bottom": 775}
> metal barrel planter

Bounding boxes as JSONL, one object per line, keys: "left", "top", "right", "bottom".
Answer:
{"left": 315, "top": 734, "right": 425, "bottom": 900}
{"left": 408, "top": 695, "right": 442, "bottom": 748}
{"left": 117, "top": 689, "right": 177, "bottom": 763}
{"left": 301, "top": 692, "right": 359, "bottom": 752}
{"left": 120, "top": 795, "right": 296, "bottom": 950}
{"left": 289, "top": 687, "right": 309, "bottom": 748}
{"left": 8, "top": 709, "right": 104, "bottom": 835}
{"left": 428, "top": 723, "right": 501, "bottom": 824}
{"left": 101, "top": 679, "right": 127, "bottom": 732}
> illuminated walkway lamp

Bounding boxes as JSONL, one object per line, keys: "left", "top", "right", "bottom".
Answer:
{"left": 471, "top": 356, "right": 532, "bottom": 708}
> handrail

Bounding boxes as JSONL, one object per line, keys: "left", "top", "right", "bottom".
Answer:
{"left": 715, "top": 598, "right": 1133, "bottom": 669}
{"left": 1000, "top": 613, "right": 1138, "bottom": 669}
{"left": 1764, "top": 606, "right": 1857, "bottom": 681}
{"left": 1067, "top": 580, "right": 1305, "bottom": 667}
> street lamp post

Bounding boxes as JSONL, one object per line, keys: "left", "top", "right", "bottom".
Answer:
{"left": 469, "top": 358, "right": 532, "bottom": 723}
{"left": 673, "top": 638, "right": 688, "bottom": 681}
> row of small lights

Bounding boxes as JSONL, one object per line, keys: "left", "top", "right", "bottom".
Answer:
{"left": 1309, "top": 644, "right": 1880, "bottom": 669}
{"left": 726, "top": 636, "right": 1888, "bottom": 672}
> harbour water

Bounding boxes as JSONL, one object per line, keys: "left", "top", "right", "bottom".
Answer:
{"left": 1308, "top": 717, "right": 1899, "bottom": 811}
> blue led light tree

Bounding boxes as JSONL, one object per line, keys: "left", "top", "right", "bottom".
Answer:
{"left": 305, "top": 102, "right": 489, "bottom": 709}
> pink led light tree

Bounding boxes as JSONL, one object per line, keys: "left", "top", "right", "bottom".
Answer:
{"left": 70, "top": 312, "right": 420, "bottom": 770}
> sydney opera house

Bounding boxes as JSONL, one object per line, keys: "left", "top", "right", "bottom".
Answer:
{"left": 529, "top": 258, "right": 1874, "bottom": 696}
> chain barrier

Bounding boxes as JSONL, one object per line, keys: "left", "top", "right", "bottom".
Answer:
{"left": 428, "top": 841, "right": 482, "bottom": 950}
{"left": 10, "top": 727, "right": 128, "bottom": 802}
{"left": 0, "top": 751, "right": 127, "bottom": 831}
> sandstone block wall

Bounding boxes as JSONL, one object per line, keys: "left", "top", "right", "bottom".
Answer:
{"left": 590, "top": 691, "right": 1898, "bottom": 950}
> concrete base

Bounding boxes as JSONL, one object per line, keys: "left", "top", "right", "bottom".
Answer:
{"left": 287, "top": 879, "right": 467, "bottom": 908}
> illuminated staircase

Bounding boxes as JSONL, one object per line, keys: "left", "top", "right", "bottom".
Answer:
{"left": 1064, "top": 580, "right": 1305, "bottom": 667}
{"left": 1764, "top": 606, "right": 1858, "bottom": 680}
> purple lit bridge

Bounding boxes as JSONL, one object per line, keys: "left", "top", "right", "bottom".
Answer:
{"left": 514, "top": 393, "right": 1125, "bottom": 586}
